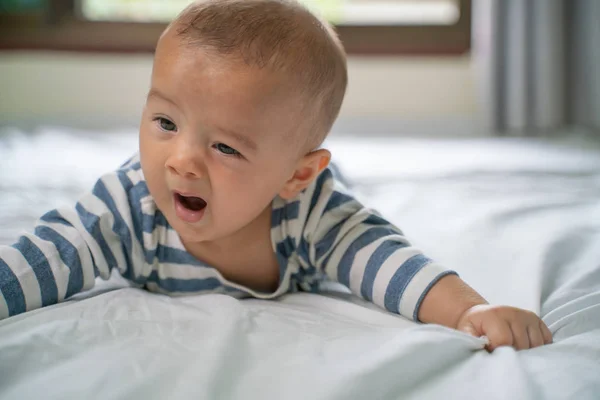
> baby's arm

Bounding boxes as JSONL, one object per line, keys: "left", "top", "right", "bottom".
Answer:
{"left": 0, "top": 167, "right": 144, "bottom": 320}
{"left": 307, "top": 169, "right": 551, "bottom": 350}
{"left": 306, "top": 170, "right": 456, "bottom": 320}
{"left": 419, "top": 274, "right": 552, "bottom": 351}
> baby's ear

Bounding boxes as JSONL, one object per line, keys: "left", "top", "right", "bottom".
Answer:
{"left": 279, "top": 149, "right": 330, "bottom": 199}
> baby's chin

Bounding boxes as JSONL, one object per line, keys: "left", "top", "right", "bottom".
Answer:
{"left": 174, "top": 223, "right": 216, "bottom": 246}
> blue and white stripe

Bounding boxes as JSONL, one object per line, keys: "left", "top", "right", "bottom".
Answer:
{"left": 0, "top": 153, "right": 456, "bottom": 320}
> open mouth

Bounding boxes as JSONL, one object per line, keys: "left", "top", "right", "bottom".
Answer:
{"left": 175, "top": 193, "right": 207, "bottom": 211}
{"left": 173, "top": 192, "right": 208, "bottom": 223}
{"left": 175, "top": 193, "right": 206, "bottom": 211}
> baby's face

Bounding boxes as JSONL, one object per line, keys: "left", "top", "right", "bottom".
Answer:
{"left": 139, "top": 31, "right": 307, "bottom": 246}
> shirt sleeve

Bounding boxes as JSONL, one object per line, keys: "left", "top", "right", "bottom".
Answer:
{"left": 0, "top": 160, "right": 147, "bottom": 320}
{"left": 303, "top": 167, "right": 457, "bottom": 321}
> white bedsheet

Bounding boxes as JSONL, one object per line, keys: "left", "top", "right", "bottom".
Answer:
{"left": 0, "top": 128, "right": 599, "bottom": 399}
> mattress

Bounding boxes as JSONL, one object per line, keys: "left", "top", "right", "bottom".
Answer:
{"left": 0, "top": 127, "right": 599, "bottom": 399}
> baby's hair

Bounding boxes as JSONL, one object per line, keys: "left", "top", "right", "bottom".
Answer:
{"left": 172, "top": 0, "right": 347, "bottom": 149}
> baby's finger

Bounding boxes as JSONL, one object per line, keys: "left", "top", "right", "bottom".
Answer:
{"left": 484, "top": 319, "right": 513, "bottom": 351}
{"left": 527, "top": 325, "right": 544, "bottom": 348}
{"left": 540, "top": 320, "right": 553, "bottom": 344}
{"left": 510, "top": 322, "right": 530, "bottom": 350}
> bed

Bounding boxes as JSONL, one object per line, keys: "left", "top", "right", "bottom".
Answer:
{"left": 0, "top": 127, "right": 599, "bottom": 399}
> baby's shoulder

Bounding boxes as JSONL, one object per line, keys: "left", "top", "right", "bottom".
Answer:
{"left": 304, "top": 163, "right": 355, "bottom": 206}
{"left": 273, "top": 163, "right": 359, "bottom": 229}
{"left": 92, "top": 152, "right": 152, "bottom": 213}
{"left": 304, "top": 162, "right": 351, "bottom": 198}
{"left": 118, "top": 153, "right": 141, "bottom": 171}
{"left": 110, "top": 153, "right": 147, "bottom": 193}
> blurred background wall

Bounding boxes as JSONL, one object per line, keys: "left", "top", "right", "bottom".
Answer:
{"left": 0, "top": 52, "right": 476, "bottom": 131}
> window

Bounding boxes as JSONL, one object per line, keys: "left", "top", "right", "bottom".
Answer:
{"left": 0, "top": 0, "right": 471, "bottom": 54}
{"left": 82, "top": 0, "right": 460, "bottom": 25}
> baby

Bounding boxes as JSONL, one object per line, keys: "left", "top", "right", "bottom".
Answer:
{"left": 0, "top": 0, "right": 551, "bottom": 351}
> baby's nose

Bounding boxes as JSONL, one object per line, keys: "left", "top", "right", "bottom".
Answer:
{"left": 166, "top": 149, "right": 206, "bottom": 179}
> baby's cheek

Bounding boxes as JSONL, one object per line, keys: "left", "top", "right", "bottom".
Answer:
{"left": 214, "top": 189, "right": 252, "bottom": 217}
{"left": 143, "top": 170, "right": 167, "bottom": 204}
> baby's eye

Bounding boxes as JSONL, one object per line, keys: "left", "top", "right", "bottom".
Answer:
{"left": 155, "top": 117, "right": 177, "bottom": 132}
{"left": 214, "top": 143, "right": 241, "bottom": 157}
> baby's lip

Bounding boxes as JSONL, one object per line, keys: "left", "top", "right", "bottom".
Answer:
{"left": 173, "top": 189, "right": 204, "bottom": 199}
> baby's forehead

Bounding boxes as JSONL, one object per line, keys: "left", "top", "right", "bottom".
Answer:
{"left": 152, "top": 43, "right": 309, "bottom": 123}
{"left": 160, "top": 34, "right": 306, "bottom": 93}
{"left": 155, "top": 40, "right": 297, "bottom": 95}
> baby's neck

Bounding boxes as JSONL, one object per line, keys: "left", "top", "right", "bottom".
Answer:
{"left": 180, "top": 203, "right": 280, "bottom": 292}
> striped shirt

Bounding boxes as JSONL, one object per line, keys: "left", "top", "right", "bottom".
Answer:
{"left": 0, "top": 153, "right": 456, "bottom": 320}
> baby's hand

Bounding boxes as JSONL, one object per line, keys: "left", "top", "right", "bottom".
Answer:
{"left": 456, "top": 304, "right": 553, "bottom": 351}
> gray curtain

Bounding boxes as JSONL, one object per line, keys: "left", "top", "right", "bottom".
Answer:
{"left": 473, "top": 0, "right": 600, "bottom": 135}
